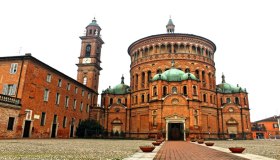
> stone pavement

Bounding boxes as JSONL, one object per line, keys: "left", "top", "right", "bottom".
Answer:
{"left": 154, "top": 141, "right": 249, "bottom": 160}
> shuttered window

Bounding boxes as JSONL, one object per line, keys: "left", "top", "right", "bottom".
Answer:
{"left": 2, "top": 84, "right": 17, "bottom": 96}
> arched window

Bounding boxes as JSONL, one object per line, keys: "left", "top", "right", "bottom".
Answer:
{"left": 157, "top": 69, "right": 162, "bottom": 74}
{"left": 244, "top": 97, "right": 247, "bottom": 105}
{"left": 185, "top": 68, "right": 190, "bottom": 73}
{"left": 117, "top": 98, "right": 121, "bottom": 104}
{"left": 192, "top": 86, "right": 197, "bottom": 95}
{"left": 226, "top": 98, "right": 231, "bottom": 103}
{"left": 85, "top": 44, "right": 91, "bottom": 57}
{"left": 125, "top": 98, "right": 127, "bottom": 105}
{"left": 183, "top": 86, "right": 187, "bottom": 95}
{"left": 235, "top": 97, "right": 239, "bottom": 104}
{"left": 202, "top": 71, "right": 205, "bottom": 82}
{"left": 172, "top": 87, "right": 177, "bottom": 94}
{"left": 135, "top": 95, "right": 138, "bottom": 104}
{"left": 195, "top": 70, "right": 200, "bottom": 79}
{"left": 210, "top": 95, "right": 213, "bottom": 103}
{"left": 141, "top": 72, "right": 145, "bottom": 88}
{"left": 141, "top": 94, "right": 145, "bottom": 103}
{"left": 153, "top": 86, "right": 157, "bottom": 96}
{"left": 163, "top": 86, "right": 167, "bottom": 96}
{"left": 83, "top": 77, "right": 87, "bottom": 85}
{"left": 110, "top": 98, "right": 113, "bottom": 105}
{"left": 147, "top": 94, "right": 150, "bottom": 102}
{"left": 135, "top": 74, "right": 138, "bottom": 90}
{"left": 203, "top": 94, "right": 207, "bottom": 102}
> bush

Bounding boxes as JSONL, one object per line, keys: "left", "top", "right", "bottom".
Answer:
{"left": 76, "top": 119, "right": 104, "bottom": 138}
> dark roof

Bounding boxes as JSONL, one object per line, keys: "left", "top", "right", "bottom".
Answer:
{"left": 253, "top": 115, "right": 280, "bottom": 123}
{"left": 0, "top": 54, "right": 98, "bottom": 94}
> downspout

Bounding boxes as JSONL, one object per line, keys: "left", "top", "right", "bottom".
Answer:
{"left": 16, "top": 57, "right": 25, "bottom": 98}
{"left": 240, "top": 107, "right": 244, "bottom": 139}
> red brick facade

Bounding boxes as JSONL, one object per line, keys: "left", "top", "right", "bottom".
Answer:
{"left": 101, "top": 19, "right": 252, "bottom": 140}
{"left": 0, "top": 55, "right": 96, "bottom": 138}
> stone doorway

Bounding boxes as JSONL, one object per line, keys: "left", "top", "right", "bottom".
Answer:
{"left": 165, "top": 114, "right": 186, "bottom": 141}
{"left": 168, "top": 123, "right": 184, "bottom": 140}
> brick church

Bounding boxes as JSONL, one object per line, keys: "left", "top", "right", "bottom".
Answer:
{"left": 0, "top": 18, "right": 252, "bottom": 140}
{"left": 100, "top": 18, "right": 252, "bottom": 140}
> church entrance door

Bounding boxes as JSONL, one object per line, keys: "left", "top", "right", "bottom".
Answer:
{"left": 168, "top": 123, "right": 184, "bottom": 140}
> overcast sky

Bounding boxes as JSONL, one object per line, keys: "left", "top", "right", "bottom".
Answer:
{"left": 0, "top": 0, "right": 279, "bottom": 122}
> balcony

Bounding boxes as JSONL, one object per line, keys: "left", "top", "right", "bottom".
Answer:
{"left": 0, "top": 94, "right": 21, "bottom": 105}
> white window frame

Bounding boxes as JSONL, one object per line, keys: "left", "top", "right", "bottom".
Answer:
{"left": 65, "top": 96, "right": 69, "bottom": 107}
{"left": 46, "top": 74, "right": 52, "bottom": 82}
{"left": 10, "top": 63, "right": 18, "bottom": 74}
{"left": 44, "top": 89, "right": 49, "bottom": 102}
{"left": 73, "top": 99, "right": 77, "bottom": 110}
{"left": 55, "top": 93, "right": 60, "bottom": 105}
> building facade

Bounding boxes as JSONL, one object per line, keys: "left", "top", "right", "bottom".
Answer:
{"left": 0, "top": 19, "right": 105, "bottom": 139}
{"left": 251, "top": 116, "right": 280, "bottom": 139}
{"left": 0, "top": 54, "right": 96, "bottom": 138}
{"left": 101, "top": 19, "right": 252, "bottom": 140}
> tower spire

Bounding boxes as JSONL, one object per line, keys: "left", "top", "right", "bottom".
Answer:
{"left": 222, "top": 73, "right": 226, "bottom": 83}
{"left": 121, "top": 75, "right": 124, "bottom": 84}
{"left": 166, "top": 17, "right": 175, "bottom": 33}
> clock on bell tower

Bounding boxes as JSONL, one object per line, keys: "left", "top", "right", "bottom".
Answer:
{"left": 76, "top": 18, "right": 104, "bottom": 93}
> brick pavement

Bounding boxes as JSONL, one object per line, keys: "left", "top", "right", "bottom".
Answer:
{"left": 154, "top": 141, "right": 249, "bottom": 160}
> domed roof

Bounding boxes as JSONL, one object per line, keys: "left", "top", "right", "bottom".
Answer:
{"left": 181, "top": 73, "right": 199, "bottom": 81}
{"left": 87, "top": 18, "right": 99, "bottom": 27}
{"left": 216, "top": 74, "right": 247, "bottom": 94}
{"left": 152, "top": 68, "right": 198, "bottom": 82}
{"left": 109, "top": 83, "right": 130, "bottom": 95}
{"left": 102, "top": 76, "right": 130, "bottom": 95}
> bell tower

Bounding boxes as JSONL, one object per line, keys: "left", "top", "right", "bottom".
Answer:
{"left": 77, "top": 18, "right": 104, "bottom": 94}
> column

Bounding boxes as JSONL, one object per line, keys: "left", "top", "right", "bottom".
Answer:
{"left": 166, "top": 121, "right": 168, "bottom": 140}
{"left": 145, "top": 71, "right": 149, "bottom": 88}
{"left": 183, "top": 122, "right": 186, "bottom": 141}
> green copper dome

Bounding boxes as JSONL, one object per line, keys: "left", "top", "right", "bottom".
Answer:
{"left": 181, "top": 73, "right": 199, "bottom": 81}
{"left": 102, "top": 76, "right": 130, "bottom": 95}
{"left": 162, "top": 68, "right": 185, "bottom": 81}
{"left": 152, "top": 68, "right": 198, "bottom": 82}
{"left": 216, "top": 74, "right": 247, "bottom": 94}
{"left": 87, "top": 18, "right": 99, "bottom": 27}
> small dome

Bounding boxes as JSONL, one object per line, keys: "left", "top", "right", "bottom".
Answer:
{"left": 216, "top": 73, "right": 247, "bottom": 94}
{"left": 152, "top": 73, "right": 167, "bottom": 81}
{"left": 87, "top": 18, "right": 99, "bottom": 27}
{"left": 216, "top": 83, "right": 246, "bottom": 94}
{"left": 181, "top": 73, "right": 199, "bottom": 81}
{"left": 109, "top": 83, "right": 130, "bottom": 95}
{"left": 102, "top": 76, "right": 130, "bottom": 95}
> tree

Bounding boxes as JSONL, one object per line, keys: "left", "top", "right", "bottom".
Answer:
{"left": 76, "top": 119, "right": 104, "bottom": 138}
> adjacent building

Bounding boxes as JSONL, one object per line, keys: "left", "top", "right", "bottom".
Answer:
{"left": 0, "top": 18, "right": 106, "bottom": 139}
{"left": 251, "top": 115, "right": 280, "bottom": 139}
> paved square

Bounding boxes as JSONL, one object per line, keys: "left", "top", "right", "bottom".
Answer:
{"left": 0, "top": 139, "right": 153, "bottom": 160}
